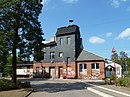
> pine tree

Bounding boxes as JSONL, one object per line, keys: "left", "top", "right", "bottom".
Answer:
{"left": 0, "top": 0, "right": 44, "bottom": 84}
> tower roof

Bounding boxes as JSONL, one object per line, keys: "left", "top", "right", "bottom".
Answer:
{"left": 56, "top": 25, "right": 79, "bottom": 36}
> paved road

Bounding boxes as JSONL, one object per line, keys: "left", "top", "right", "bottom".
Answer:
{"left": 28, "top": 79, "right": 101, "bottom": 97}
{"left": 23, "top": 78, "right": 130, "bottom": 97}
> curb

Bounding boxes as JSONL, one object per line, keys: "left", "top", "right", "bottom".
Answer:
{"left": 24, "top": 88, "right": 34, "bottom": 97}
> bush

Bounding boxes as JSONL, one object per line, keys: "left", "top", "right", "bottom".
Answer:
{"left": 0, "top": 79, "right": 18, "bottom": 91}
{"left": 116, "top": 77, "right": 130, "bottom": 87}
{"left": 0, "top": 79, "right": 31, "bottom": 91}
{"left": 110, "top": 74, "right": 114, "bottom": 80}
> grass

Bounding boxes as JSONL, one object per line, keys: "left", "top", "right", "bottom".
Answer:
{"left": 0, "top": 79, "right": 31, "bottom": 91}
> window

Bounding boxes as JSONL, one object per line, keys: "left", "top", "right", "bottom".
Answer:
{"left": 96, "top": 64, "right": 99, "bottom": 69}
{"left": 84, "top": 64, "right": 87, "bottom": 69}
{"left": 91, "top": 63, "right": 99, "bottom": 69}
{"left": 92, "top": 63, "right": 95, "bottom": 69}
{"left": 79, "top": 64, "right": 87, "bottom": 72}
{"left": 60, "top": 38, "right": 63, "bottom": 45}
{"left": 43, "top": 52, "right": 46, "bottom": 60}
{"left": 59, "top": 52, "right": 63, "bottom": 57}
{"left": 36, "top": 67, "right": 39, "bottom": 76}
{"left": 80, "top": 64, "right": 83, "bottom": 72}
{"left": 67, "top": 37, "right": 71, "bottom": 45}
{"left": 50, "top": 52, "right": 55, "bottom": 59}
{"left": 67, "top": 57, "right": 71, "bottom": 64}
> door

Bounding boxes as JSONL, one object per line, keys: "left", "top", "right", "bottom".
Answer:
{"left": 36, "top": 67, "right": 39, "bottom": 77}
{"left": 59, "top": 67, "right": 63, "bottom": 79}
{"left": 50, "top": 67, "right": 55, "bottom": 78}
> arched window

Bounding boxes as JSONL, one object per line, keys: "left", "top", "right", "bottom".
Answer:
{"left": 91, "top": 63, "right": 99, "bottom": 69}
{"left": 79, "top": 64, "right": 87, "bottom": 72}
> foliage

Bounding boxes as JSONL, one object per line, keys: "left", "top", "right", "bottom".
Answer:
{"left": 116, "top": 77, "right": 130, "bottom": 87}
{"left": 111, "top": 53, "right": 118, "bottom": 63}
{"left": 0, "top": 0, "right": 44, "bottom": 61}
{"left": 110, "top": 74, "right": 114, "bottom": 80}
{"left": 0, "top": 0, "right": 44, "bottom": 83}
{"left": 0, "top": 79, "right": 18, "bottom": 91}
{"left": 0, "top": 79, "right": 31, "bottom": 91}
{"left": 0, "top": 32, "right": 9, "bottom": 73}
{"left": 111, "top": 51, "right": 130, "bottom": 77}
{"left": 3, "top": 56, "right": 13, "bottom": 77}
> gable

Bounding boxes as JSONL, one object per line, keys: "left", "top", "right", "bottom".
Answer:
{"left": 76, "top": 50, "right": 104, "bottom": 61}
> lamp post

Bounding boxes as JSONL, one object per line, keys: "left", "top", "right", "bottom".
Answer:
{"left": 112, "top": 47, "right": 116, "bottom": 83}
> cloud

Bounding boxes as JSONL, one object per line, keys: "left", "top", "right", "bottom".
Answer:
{"left": 41, "top": 0, "right": 45, "bottom": 5}
{"left": 116, "top": 28, "right": 130, "bottom": 40}
{"left": 125, "top": 50, "right": 130, "bottom": 53}
{"left": 106, "top": 32, "right": 112, "bottom": 37}
{"left": 110, "top": 0, "right": 127, "bottom": 8}
{"left": 62, "top": 0, "right": 79, "bottom": 4}
{"left": 89, "top": 36, "right": 106, "bottom": 44}
{"left": 41, "top": 0, "right": 51, "bottom": 6}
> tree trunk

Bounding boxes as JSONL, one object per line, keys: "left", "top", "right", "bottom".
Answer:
{"left": 12, "top": 31, "right": 17, "bottom": 84}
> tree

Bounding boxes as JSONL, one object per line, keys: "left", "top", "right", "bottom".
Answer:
{"left": 111, "top": 52, "right": 118, "bottom": 63}
{"left": 118, "top": 51, "right": 128, "bottom": 67}
{"left": 0, "top": 0, "right": 44, "bottom": 84}
{"left": 3, "top": 56, "right": 13, "bottom": 77}
{"left": 0, "top": 31, "right": 8, "bottom": 73}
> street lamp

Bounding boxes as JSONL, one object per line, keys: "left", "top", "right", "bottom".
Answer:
{"left": 112, "top": 47, "right": 116, "bottom": 83}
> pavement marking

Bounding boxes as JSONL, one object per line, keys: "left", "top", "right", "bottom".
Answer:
{"left": 87, "top": 87, "right": 115, "bottom": 97}
{"left": 86, "top": 83, "right": 130, "bottom": 97}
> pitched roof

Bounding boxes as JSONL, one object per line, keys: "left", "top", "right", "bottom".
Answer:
{"left": 56, "top": 25, "right": 79, "bottom": 36}
{"left": 76, "top": 50, "right": 104, "bottom": 61}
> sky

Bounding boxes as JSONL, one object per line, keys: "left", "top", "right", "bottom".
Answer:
{"left": 39, "top": 0, "right": 130, "bottom": 59}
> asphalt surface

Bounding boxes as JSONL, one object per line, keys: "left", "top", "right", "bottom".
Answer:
{"left": 28, "top": 79, "right": 101, "bottom": 97}
{"left": 20, "top": 78, "right": 130, "bottom": 97}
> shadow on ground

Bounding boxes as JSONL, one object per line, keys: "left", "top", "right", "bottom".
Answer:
{"left": 32, "top": 82, "right": 88, "bottom": 93}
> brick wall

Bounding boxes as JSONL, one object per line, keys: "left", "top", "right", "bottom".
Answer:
{"left": 77, "top": 61, "right": 105, "bottom": 80}
{"left": 33, "top": 62, "right": 76, "bottom": 79}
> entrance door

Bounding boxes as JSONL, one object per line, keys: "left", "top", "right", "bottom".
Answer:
{"left": 36, "top": 67, "right": 39, "bottom": 77}
{"left": 59, "top": 67, "right": 63, "bottom": 79}
{"left": 50, "top": 67, "right": 55, "bottom": 78}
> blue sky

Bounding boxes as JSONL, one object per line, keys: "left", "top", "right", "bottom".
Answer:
{"left": 39, "top": 0, "right": 130, "bottom": 59}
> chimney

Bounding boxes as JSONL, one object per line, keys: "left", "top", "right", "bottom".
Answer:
{"left": 50, "top": 36, "right": 55, "bottom": 43}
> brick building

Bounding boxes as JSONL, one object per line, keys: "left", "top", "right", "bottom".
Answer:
{"left": 17, "top": 64, "right": 33, "bottom": 78}
{"left": 33, "top": 25, "right": 105, "bottom": 79}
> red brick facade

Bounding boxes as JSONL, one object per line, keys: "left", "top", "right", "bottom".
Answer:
{"left": 33, "top": 60, "right": 105, "bottom": 80}
{"left": 77, "top": 61, "right": 105, "bottom": 79}
{"left": 33, "top": 62, "right": 76, "bottom": 79}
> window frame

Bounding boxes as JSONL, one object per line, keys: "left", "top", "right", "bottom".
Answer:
{"left": 60, "top": 38, "right": 63, "bottom": 45}
{"left": 59, "top": 52, "right": 63, "bottom": 57}
{"left": 91, "top": 63, "right": 100, "bottom": 69}
{"left": 79, "top": 63, "right": 87, "bottom": 72}
{"left": 50, "top": 52, "right": 55, "bottom": 59}
{"left": 67, "top": 37, "right": 71, "bottom": 45}
{"left": 67, "top": 57, "right": 71, "bottom": 64}
{"left": 43, "top": 52, "right": 46, "bottom": 60}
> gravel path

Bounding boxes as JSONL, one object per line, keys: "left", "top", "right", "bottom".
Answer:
{"left": 0, "top": 89, "right": 29, "bottom": 97}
